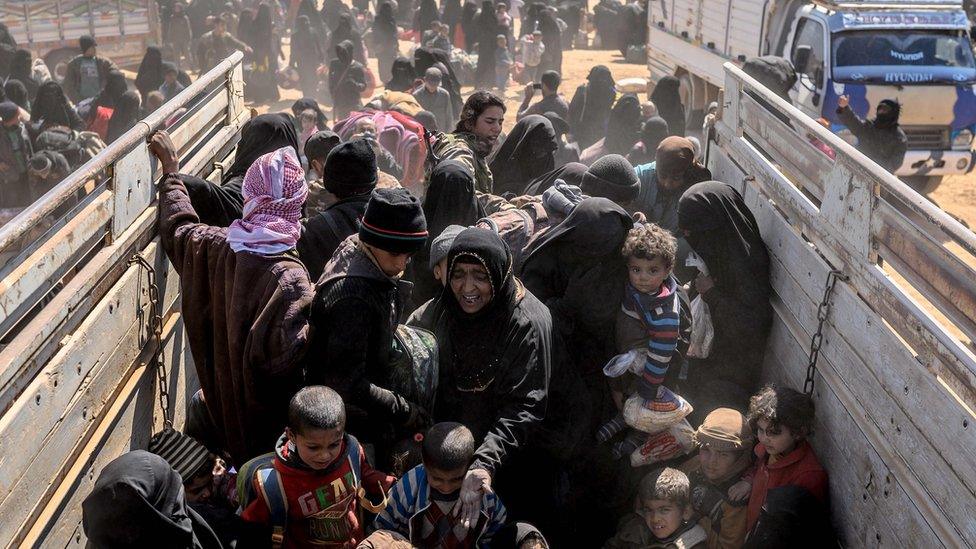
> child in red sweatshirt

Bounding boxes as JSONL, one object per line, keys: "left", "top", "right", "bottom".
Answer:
{"left": 744, "top": 385, "right": 828, "bottom": 531}
{"left": 239, "top": 386, "right": 395, "bottom": 548}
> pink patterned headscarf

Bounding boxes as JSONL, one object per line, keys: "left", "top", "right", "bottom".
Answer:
{"left": 226, "top": 146, "right": 308, "bottom": 255}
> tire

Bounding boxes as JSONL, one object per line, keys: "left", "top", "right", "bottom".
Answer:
{"left": 44, "top": 48, "right": 77, "bottom": 83}
{"left": 903, "top": 175, "right": 943, "bottom": 195}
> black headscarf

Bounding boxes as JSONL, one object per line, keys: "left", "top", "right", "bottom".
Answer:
{"left": 292, "top": 15, "right": 325, "bottom": 69}
{"left": 9, "top": 49, "right": 37, "bottom": 100}
{"left": 413, "top": 161, "right": 487, "bottom": 305}
{"left": 92, "top": 70, "right": 128, "bottom": 111}
{"left": 107, "top": 90, "right": 142, "bottom": 143}
{"left": 330, "top": 14, "right": 365, "bottom": 64}
{"left": 494, "top": 522, "right": 550, "bottom": 549}
{"left": 538, "top": 9, "right": 563, "bottom": 72}
{"left": 291, "top": 97, "right": 328, "bottom": 129}
{"left": 374, "top": 2, "right": 400, "bottom": 50}
{"left": 522, "top": 161, "right": 587, "bottom": 196}
{"left": 650, "top": 76, "right": 685, "bottom": 137}
{"left": 631, "top": 116, "right": 669, "bottom": 164}
{"left": 414, "top": 47, "right": 463, "bottom": 115}
{"left": 82, "top": 450, "right": 222, "bottom": 549}
{"left": 224, "top": 112, "right": 301, "bottom": 182}
{"left": 385, "top": 57, "right": 416, "bottom": 92}
{"left": 442, "top": 228, "right": 521, "bottom": 384}
{"left": 4, "top": 79, "right": 28, "bottom": 110}
{"left": 32, "top": 81, "right": 83, "bottom": 130}
{"left": 248, "top": 3, "right": 275, "bottom": 56}
{"left": 605, "top": 94, "right": 642, "bottom": 153}
{"left": 874, "top": 99, "right": 901, "bottom": 129}
{"left": 488, "top": 115, "right": 557, "bottom": 195}
{"left": 298, "top": 0, "right": 328, "bottom": 39}
{"left": 442, "top": 0, "right": 463, "bottom": 31}
{"left": 135, "top": 46, "right": 165, "bottom": 99}
{"left": 414, "top": 0, "right": 441, "bottom": 33}
{"left": 460, "top": 1, "right": 479, "bottom": 51}
{"left": 569, "top": 65, "right": 616, "bottom": 149}
{"left": 677, "top": 182, "right": 769, "bottom": 302}
{"left": 321, "top": 0, "right": 351, "bottom": 32}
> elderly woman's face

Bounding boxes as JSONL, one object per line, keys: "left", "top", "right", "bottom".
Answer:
{"left": 450, "top": 261, "right": 493, "bottom": 314}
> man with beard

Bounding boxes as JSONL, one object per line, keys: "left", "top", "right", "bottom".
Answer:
{"left": 836, "top": 95, "right": 907, "bottom": 174}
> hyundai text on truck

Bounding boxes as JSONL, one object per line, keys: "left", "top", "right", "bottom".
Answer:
{"left": 647, "top": 0, "right": 976, "bottom": 191}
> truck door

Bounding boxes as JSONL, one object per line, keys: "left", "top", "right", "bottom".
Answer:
{"left": 789, "top": 16, "right": 828, "bottom": 119}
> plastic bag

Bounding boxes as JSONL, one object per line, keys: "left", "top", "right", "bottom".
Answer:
{"left": 688, "top": 295, "right": 714, "bottom": 359}
{"left": 603, "top": 349, "right": 643, "bottom": 378}
{"left": 629, "top": 419, "right": 696, "bottom": 467}
{"left": 623, "top": 389, "right": 693, "bottom": 433}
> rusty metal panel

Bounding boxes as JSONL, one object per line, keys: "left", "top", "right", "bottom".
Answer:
{"left": 111, "top": 141, "right": 154, "bottom": 240}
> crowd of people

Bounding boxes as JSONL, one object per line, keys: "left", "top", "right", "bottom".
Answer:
{"left": 1, "top": 0, "right": 846, "bottom": 547}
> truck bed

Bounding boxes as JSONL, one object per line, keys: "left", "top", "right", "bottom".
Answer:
{"left": 708, "top": 62, "right": 976, "bottom": 547}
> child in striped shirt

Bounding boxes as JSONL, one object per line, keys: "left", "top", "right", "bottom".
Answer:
{"left": 599, "top": 223, "right": 693, "bottom": 462}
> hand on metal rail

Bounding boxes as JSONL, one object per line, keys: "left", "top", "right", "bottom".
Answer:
{"left": 148, "top": 130, "right": 181, "bottom": 175}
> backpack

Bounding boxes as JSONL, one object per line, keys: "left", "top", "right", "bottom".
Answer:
{"left": 476, "top": 201, "right": 553, "bottom": 270}
{"left": 34, "top": 126, "right": 104, "bottom": 170}
{"left": 237, "top": 437, "right": 365, "bottom": 549}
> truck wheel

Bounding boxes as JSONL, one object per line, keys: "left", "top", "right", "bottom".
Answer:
{"left": 44, "top": 49, "right": 77, "bottom": 83}
{"left": 903, "top": 175, "right": 942, "bottom": 194}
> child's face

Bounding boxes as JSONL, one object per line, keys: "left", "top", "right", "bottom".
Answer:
{"left": 699, "top": 445, "right": 744, "bottom": 483}
{"left": 627, "top": 255, "right": 671, "bottom": 294}
{"left": 287, "top": 426, "right": 345, "bottom": 470}
{"left": 184, "top": 468, "right": 214, "bottom": 503}
{"left": 755, "top": 417, "right": 800, "bottom": 458}
{"left": 164, "top": 71, "right": 177, "bottom": 84}
{"left": 497, "top": 36, "right": 507, "bottom": 47}
{"left": 354, "top": 118, "right": 377, "bottom": 135}
{"left": 640, "top": 498, "right": 692, "bottom": 540}
{"left": 425, "top": 464, "right": 468, "bottom": 495}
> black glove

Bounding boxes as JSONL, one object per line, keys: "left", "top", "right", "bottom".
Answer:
{"left": 402, "top": 401, "right": 432, "bottom": 430}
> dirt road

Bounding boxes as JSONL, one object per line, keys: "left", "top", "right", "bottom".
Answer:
{"left": 257, "top": 42, "right": 975, "bottom": 227}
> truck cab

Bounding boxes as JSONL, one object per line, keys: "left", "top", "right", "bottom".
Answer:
{"left": 785, "top": 0, "right": 976, "bottom": 186}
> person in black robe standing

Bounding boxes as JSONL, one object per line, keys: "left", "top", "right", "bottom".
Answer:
{"left": 459, "top": 1, "right": 480, "bottom": 52}
{"left": 329, "top": 13, "right": 368, "bottom": 65}
{"left": 135, "top": 46, "right": 165, "bottom": 100}
{"left": 537, "top": 9, "right": 563, "bottom": 75}
{"left": 244, "top": 3, "right": 282, "bottom": 103}
{"left": 568, "top": 64, "right": 616, "bottom": 150}
{"left": 291, "top": 15, "right": 326, "bottom": 99}
{"left": 474, "top": 0, "right": 500, "bottom": 88}
{"left": 329, "top": 40, "right": 367, "bottom": 121}
{"left": 373, "top": 1, "right": 401, "bottom": 83}
{"left": 487, "top": 114, "right": 557, "bottom": 195}
{"left": 650, "top": 75, "right": 686, "bottom": 137}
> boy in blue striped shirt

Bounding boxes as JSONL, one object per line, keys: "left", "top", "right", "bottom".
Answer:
{"left": 375, "top": 422, "right": 508, "bottom": 547}
{"left": 599, "top": 223, "right": 691, "bottom": 461}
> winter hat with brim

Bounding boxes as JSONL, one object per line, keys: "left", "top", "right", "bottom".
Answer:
{"left": 580, "top": 154, "right": 640, "bottom": 204}
{"left": 429, "top": 224, "right": 466, "bottom": 269}
{"left": 0, "top": 101, "right": 19, "bottom": 122}
{"left": 694, "top": 407, "right": 755, "bottom": 451}
{"left": 324, "top": 139, "right": 378, "bottom": 196}
{"left": 148, "top": 429, "right": 212, "bottom": 482}
{"left": 360, "top": 187, "right": 428, "bottom": 253}
{"left": 80, "top": 35, "right": 97, "bottom": 53}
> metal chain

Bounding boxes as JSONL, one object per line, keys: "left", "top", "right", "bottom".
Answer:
{"left": 128, "top": 253, "right": 171, "bottom": 428}
{"left": 805, "top": 269, "right": 848, "bottom": 395}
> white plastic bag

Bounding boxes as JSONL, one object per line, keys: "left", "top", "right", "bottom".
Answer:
{"left": 603, "top": 349, "right": 644, "bottom": 378}
{"left": 688, "top": 295, "right": 714, "bottom": 359}
{"left": 629, "top": 419, "right": 697, "bottom": 467}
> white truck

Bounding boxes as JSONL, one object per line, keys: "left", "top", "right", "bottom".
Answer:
{"left": 0, "top": 52, "right": 974, "bottom": 546}
{"left": 0, "top": 0, "right": 162, "bottom": 80}
{"left": 646, "top": 0, "right": 976, "bottom": 191}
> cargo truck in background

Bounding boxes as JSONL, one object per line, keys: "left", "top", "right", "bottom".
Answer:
{"left": 646, "top": 0, "right": 976, "bottom": 191}
{"left": 0, "top": 0, "right": 161, "bottom": 80}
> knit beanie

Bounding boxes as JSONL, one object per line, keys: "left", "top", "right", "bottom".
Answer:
{"left": 80, "top": 35, "right": 97, "bottom": 53}
{"left": 429, "top": 224, "right": 466, "bottom": 269}
{"left": 360, "top": 188, "right": 428, "bottom": 253}
{"left": 580, "top": 154, "right": 640, "bottom": 204}
{"left": 148, "top": 429, "right": 212, "bottom": 482}
{"left": 694, "top": 407, "right": 755, "bottom": 451}
{"left": 0, "top": 101, "right": 19, "bottom": 122}
{"left": 304, "top": 130, "right": 341, "bottom": 163}
{"left": 323, "top": 140, "right": 378, "bottom": 197}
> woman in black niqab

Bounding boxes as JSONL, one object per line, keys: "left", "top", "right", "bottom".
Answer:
{"left": 135, "top": 46, "right": 165, "bottom": 99}
{"left": 568, "top": 65, "right": 616, "bottom": 150}
{"left": 628, "top": 116, "right": 669, "bottom": 165}
{"left": 537, "top": 9, "right": 563, "bottom": 75}
{"left": 650, "top": 75, "right": 685, "bottom": 137}
{"left": 291, "top": 14, "right": 326, "bottom": 98}
{"left": 604, "top": 94, "right": 642, "bottom": 154}
{"left": 182, "top": 112, "right": 300, "bottom": 227}
{"left": 31, "top": 81, "right": 85, "bottom": 132}
{"left": 106, "top": 90, "right": 142, "bottom": 143}
{"left": 442, "top": 0, "right": 464, "bottom": 41}
{"left": 385, "top": 57, "right": 416, "bottom": 92}
{"left": 488, "top": 114, "right": 557, "bottom": 196}
{"left": 9, "top": 49, "right": 38, "bottom": 102}
{"left": 82, "top": 450, "right": 222, "bottom": 549}
{"left": 411, "top": 160, "right": 487, "bottom": 306}
{"left": 414, "top": 0, "right": 441, "bottom": 34}
{"left": 298, "top": 0, "right": 329, "bottom": 40}
{"left": 320, "top": 0, "right": 352, "bottom": 32}
{"left": 677, "top": 181, "right": 771, "bottom": 412}
{"left": 521, "top": 161, "right": 587, "bottom": 196}
{"left": 459, "top": 1, "right": 479, "bottom": 52}
{"left": 408, "top": 227, "right": 551, "bottom": 476}
{"left": 291, "top": 97, "right": 329, "bottom": 130}
{"left": 473, "top": 0, "right": 500, "bottom": 88}
{"left": 373, "top": 2, "right": 400, "bottom": 83}
{"left": 328, "top": 40, "right": 367, "bottom": 120}
{"left": 329, "top": 13, "right": 367, "bottom": 65}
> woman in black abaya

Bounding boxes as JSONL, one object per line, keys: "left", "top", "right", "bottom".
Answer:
{"left": 650, "top": 75, "right": 686, "bottom": 137}
{"left": 473, "top": 0, "right": 500, "bottom": 88}
{"left": 31, "top": 81, "right": 85, "bottom": 134}
{"left": 291, "top": 15, "right": 326, "bottom": 99}
{"left": 329, "top": 13, "right": 368, "bottom": 65}
{"left": 488, "top": 114, "right": 557, "bottom": 196}
{"left": 135, "top": 46, "right": 165, "bottom": 100}
{"left": 568, "top": 65, "right": 616, "bottom": 150}
{"left": 373, "top": 1, "right": 400, "bottom": 83}
{"left": 106, "top": 91, "right": 142, "bottom": 143}
{"left": 245, "top": 3, "right": 282, "bottom": 103}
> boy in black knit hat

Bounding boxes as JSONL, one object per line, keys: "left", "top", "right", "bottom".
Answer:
{"left": 306, "top": 187, "right": 431, "bottom": 469}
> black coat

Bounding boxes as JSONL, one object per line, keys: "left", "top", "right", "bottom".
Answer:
{"left": 297, "top": 193, "right": 370, "bottom": 281}
{"left": 837, "top": 104, "right": 907, "bottom": 173}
